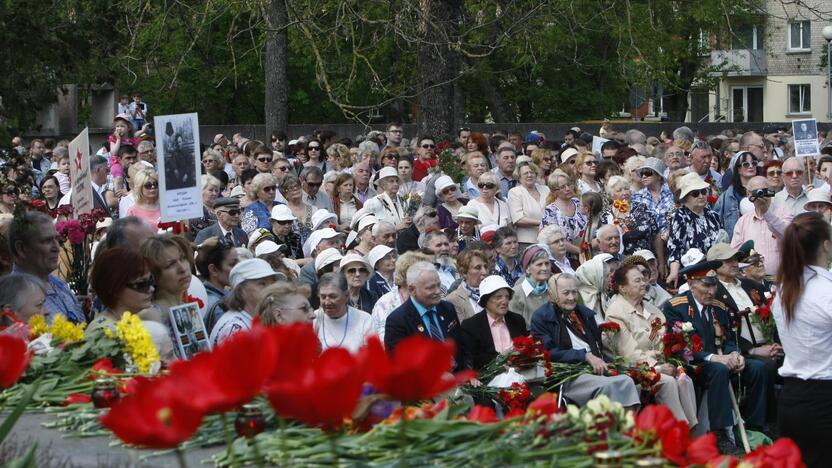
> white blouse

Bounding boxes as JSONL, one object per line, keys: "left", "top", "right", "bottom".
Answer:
{"left": 314, "top": 306, "right": 376, "bottom": 353}
{"left": 467, "top": 197, "right": 510, "bottom": 227}
{"left": 507, "top": 184, "right": 551, "bottom": 243}
{"left": 774, "top": 266, "right": 832, "bottom": 380}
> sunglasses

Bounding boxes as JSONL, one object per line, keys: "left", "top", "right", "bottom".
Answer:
{"left": 441, "top": 186, "right": 456, "bottom": 194}
{"left": 345, "top": 267, "right": 368, "bottom": 275}
{"left": 308, "top": 146, "right": 321, "bottom": 151}
{"left": 784, "top": 170, "right": 804, "bottom": 178}
{"left": 542, "top": 157, "right": 552, "bottom": 163}
{"left": 277, "top": 166, "right": 290, "bottom": 172}
{"left": 421, "top": 144, "right": 436, "bottom": 149}
{"left": 143, "top": 182, "right": 158, "bottom": 189}
{"left": 125, "top": 275, "right": 155, "bottom": 293}
{"left": 383, "top": 154, "right": 397, "bottom": 160}
{"left": 766, "top": 170, "right": 782, "bottom": 176}
{"left": 218, "top": 209, "right": 241, "bottom": 216}
{"left": 305, "top": 181, "right": 322, "bottom": 188}
{"left": 477, "top": 182, "right": 496, "bottom": 190}
{"left": 739, "top": 160, "right": 758, "bottom": 168}
{"left": 639, "top": 170, "right": 656, "bottom": 177}
{"left": 257, "top": 157, "right": 273, "bottom": 163}
{"left": 202, "top": 159, "right": 216, "bottom": 164}
{"left": 263, "top": 186, "right": 277, "bottom": 192}
{"left": 3, "top": 189, "right": 18, "bottom": 195}
{"left": 425, "top": 210, "right": 438, "bottom": 217}
{"left": 584, "top": 160, "right": 598, "bottom": 166}
{"left": 687, "top": 188, "right": 709, "bottom": 198}
{"left": 275, "top": 219, "right": 294, "bottom": 225}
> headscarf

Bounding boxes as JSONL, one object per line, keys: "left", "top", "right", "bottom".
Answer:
{"left": 575, "top": 253, "right": 613, "bottom": 322}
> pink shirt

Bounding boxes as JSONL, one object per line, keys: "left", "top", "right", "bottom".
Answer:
{"left": 731, "top": 203, "right": 792, "bottom": 276}
{"left": 126, "top": 204, "right": 161, "bottom": 228}
{"left": 488, "top": 314, "right": 512, "bottom": 354}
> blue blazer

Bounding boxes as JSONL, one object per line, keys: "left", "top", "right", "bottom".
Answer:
{"left": 384, "top": 298, "right": 466, "bottom": 370}
{"left": 365, "top": 272, "right": 392, "bottom": 299}
{"left": 530, "top": 302, "right": 603, "bottom": 364}
{"left": 194, "top": 222, "right": 249, "bottom": 247}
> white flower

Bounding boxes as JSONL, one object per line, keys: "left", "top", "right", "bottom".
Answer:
{"left": 681, "top": 322, "right": 694, "bottom": 333}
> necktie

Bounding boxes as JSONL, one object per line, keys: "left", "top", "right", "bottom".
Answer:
{"left": 225, "top": 231, "right": 234, "bottom": 246}
{"left": 426, "top": 309, "right": 443, "bottom": 340}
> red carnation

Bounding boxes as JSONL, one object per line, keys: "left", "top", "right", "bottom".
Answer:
{"left": 0, "top": 335, "right": 31, "bottom": 388}
{"left": 466, "top": 405, "right": 498, "bottom": 424}
{"left": 690, "top": 335, "right": 703, "bottom": 353}
{"left": 743, "top": 438, "right": 803, "bottom": 468}
{"left": 599, "top": 322, "right": 621, "bottom": 333}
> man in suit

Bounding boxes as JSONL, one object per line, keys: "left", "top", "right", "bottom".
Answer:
{"left": 461, "top": 275, "right": 527, "bottom": 371}
{"left": 384, "top": 261, "right": 466, "bottom": 370}
{"left": 194, "top": 197, "right": 248, "bottom": 246}
{"left": 663, "top": 261, "right": 769, "bottom": 454}
{"left": 90, "top": 155, "right": 113, "bottom": 217}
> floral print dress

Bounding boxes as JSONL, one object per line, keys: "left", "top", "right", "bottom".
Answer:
{"left": 600, "top": 200, "right": 659, "bottom": 255}
{"left": 540, "top": 198, "right": 587, "bottom": 243}
{"left": 666, "top": 205, "right": 723, "bottom": 264}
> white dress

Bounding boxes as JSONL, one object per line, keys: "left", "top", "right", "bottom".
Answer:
{"left": 466, "top": 197, "right": 510, "bottom": 227}
{"left": 313, "top": 306, "right": 375, "bottom": 353}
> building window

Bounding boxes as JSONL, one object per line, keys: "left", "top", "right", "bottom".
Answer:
{"left": 789, "top": 84, "right": 811, "bottom": 114}
{"left": 789, "top": 21, "right": 811, "bottom": 50}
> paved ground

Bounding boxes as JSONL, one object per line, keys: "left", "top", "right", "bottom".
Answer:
{"left": 6, "top": 413, "right": 222, "bottom": 467}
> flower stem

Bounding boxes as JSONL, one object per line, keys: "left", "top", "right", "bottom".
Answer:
{"left": 278, "top": 416, "right": 288, "bottom": 467}
{"left": 221, "top": 413, "right": 238, "bottom": 468}
{"left": 252, "top": 435, "right": 264, "bottom": 468}
{"left": 328, "top": 431, "right": 340, "bottom": 467}
{"left": 175, "top": 446, "right": 188, "bottom": 468}
{"left": 398, "top": 410, "right": 409, "bottom": 468}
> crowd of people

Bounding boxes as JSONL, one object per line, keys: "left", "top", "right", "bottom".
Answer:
{"left": 2, "top": 120, "right": 832, "bottom": 464}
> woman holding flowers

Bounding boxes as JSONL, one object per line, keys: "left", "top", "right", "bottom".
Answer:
{"left": 605, "top": 263, "right": 698, "bottom": 425}
{"left": 600, "top": 176, "right": 660, "bottom": 255}
{"left": 88, "top": 248, "right": 156, "bottom": 336}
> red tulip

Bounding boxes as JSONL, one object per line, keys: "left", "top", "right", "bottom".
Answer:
{"left": 743, "top": 438, "right": 803, "bottom": 468}
{"left": 659, "top": 420, "right": 691, "bottom": 466}
{"left": 686, "top": 433, "right": 719, "bottom": 466}
{"left": 65, "top": 393, "right": 92, "bottom": 405}
{"left": 634, "top": 404, "right": 677, "bottom": 441}
{"left": 90, "top": 358, "right": 122, "bottom": 378}
{"left": 266, "top": 323, "right": 320, "bottom": 385}
{"left": 466, "top": 405, "right": 498, "bottom": 423}
{"left": 100, "top": 376, "right": 204, "bottom": 448}
{"left": 267, "top": 347, "right": 364, "bottom": 430}
{"left": 0, "top": 335, "right": 31, "bottom": 388}
{"left": 527, "top": 392, "right": 561, "bottom": 417}
{"left": 359, "top": 336, "right": 475, "bottom": 403}
{"left": 706, "top": 456, "right": 739, "bottom": 468}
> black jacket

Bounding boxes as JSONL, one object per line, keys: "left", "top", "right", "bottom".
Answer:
{"left": 384, "top": 298, "right": 466, "bottom": 370}
{"left": 461, "top": 311, "right": 527, "bottom": 371}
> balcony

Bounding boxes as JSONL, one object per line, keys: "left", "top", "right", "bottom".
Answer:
{"left": 710, "top": 49, "right": 767, "bottom": 77}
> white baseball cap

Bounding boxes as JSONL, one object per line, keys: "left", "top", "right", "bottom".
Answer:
{"left": 303, "top": 228, "right": 342, "bottom": 257}
{"left": 229, "top": 259, "right": 278, "bottom": 288}
{"left": 315, "top": 248, "right": 343, "bottom": 272}
{"left": 270, "top": 204, "right": 297, "bottom": 222}
{"left": 254, "top": 240, "right": 280, "bottom": 257}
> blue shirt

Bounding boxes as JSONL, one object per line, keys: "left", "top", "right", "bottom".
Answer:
{"left": 240, "top": 200, "right": 272, "bottom": 234}
{"left": 410, "top": 298, "right": 444, "bottom": 339}
{"left": 495, "top": 256, "right": 522, "bottom": 288}
{"left": 631, "top": 184, "right": 675, "bottom": 232}
{"left": 12, "top": 265, "right": 84, "bottom": 324}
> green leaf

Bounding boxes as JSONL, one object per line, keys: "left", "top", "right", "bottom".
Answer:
{"left": 4, "top": 443, "right": 37, "bottom": 468}
{"left": 0, "top": 378, "right": 42, "bottom": 444}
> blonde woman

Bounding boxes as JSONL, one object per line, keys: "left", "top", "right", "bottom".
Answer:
{"left": 126, "top": 168, "right": 161, "bottom": 227}
{"left": 325, "top": 143, "right": 351, "bottom": 173}
{"left": 508, "top": 162, "right": 550, "bottom": 248}
{"left": 202, "top": 149, "right": 224, "bottom": 175}
{"left": 190, "top": 174, "right": 221, "bottom": 235}
{"left": 575, "top": 152, "right": 601, "bottom": 194}
{"left": 241, "top": 173, "right": 278, "bottom": 234}
{"left": 467, "top": 172, "right": 510, "bottom": 227}
{"left": 530, "top": 149, "right": 555, "bottom": 185}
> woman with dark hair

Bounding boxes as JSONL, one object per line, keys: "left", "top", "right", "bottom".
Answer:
{"left": 714, "top": 150, "right": 758, "bottom": 238}
{"left": 0, "top": 181, "right": 18, "bottom": 215}
{"left": 87, "top": 247, "right": 155, "bottom": 335}
{"left": 304, "top": 138, "right": 326, "bottom": 172}
{"left": 466, "top": 132, "right": 489, "bottom": 155}
{"left": 331, "top": 172, "right": 362, "bottom": 230}
{"left": 38, "top": 175, "right": 63, "bottom": 216}
{"left": 774, "top": 212, "right": 832, "bottom": 468}
{"left": 195, "top": 236, "right": 240, "bottom": 313}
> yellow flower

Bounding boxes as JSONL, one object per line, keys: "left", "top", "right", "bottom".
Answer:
{"left": 28, "top": 315, "right": 48, "bottom": 338}
{"left": 50, "top": 315, "right": 85, "bottom": 343}
{"left": 115, "top": 312, "right": 160, "bottom": 374}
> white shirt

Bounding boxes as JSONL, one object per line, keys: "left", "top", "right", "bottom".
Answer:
{"left": 372, "top": 287, "right": 403, "bottom": 342}
{"left": 774, "top": 266, "right": 832, "bottom": 380}
{"left": 466, "top": 198, "right": 510, "bottom": 227}
{"left": 720, "top": 279, "right": 762, "bottom": 343}
{"left": 209, "top": 310, "right": 253, "bottom": 346}
{"left": 119, "top": 193, "right": 135, "bottom": 218}
{"left": 314, "top": 306, "right": 375, "bottom": 353}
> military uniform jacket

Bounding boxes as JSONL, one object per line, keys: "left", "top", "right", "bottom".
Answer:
{"left": 661, "top": 291, "right": 738, "bottom": 362}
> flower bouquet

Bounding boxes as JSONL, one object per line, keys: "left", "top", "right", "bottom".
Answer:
{"left": 55, "top": 206, "right": 108, "bottom": 297}
{"left": 599, "top": 321, "right": 621, "bottom": 354}
{"left": 751, "top": 291, "right": 777, "bottom": 344}
{"left": 661, "top": 321, "right": 704, "bottom": 372}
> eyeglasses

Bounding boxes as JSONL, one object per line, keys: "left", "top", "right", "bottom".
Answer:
{"left": 421, "top": 144, "right": 436, "bottom": 149}
{"left": 477, "top": 182, "right": 496, "bottom": 190}
{"left": 766, "top": 170, "right": 782, "bottom": 177}
{"left": 3, "top": 188, "right": 18, "bottom": 195}
{"left": 202, "top": 159, "right": 215, "bottom": 164}
{"left": 542, "top": 157, "right": 552, "bottom": 163}
{"left": 125, "top": 275, "right": 155, "bottom": 293}
{"left": 584, "top": 160, "right": 598, "bottom": 166}
{"left": 687, "top": 188, "right": 709, "bottom": 198}
{"left": 383, "top": 154, "right": 397, "bottom": 160}
{"left": 263, "top": 186, "right": 277, "bottom": 192}
{"left": 666, "top": 151, "right": 685, "bottom": 158}
{"left": 218, "top": 209, "right": 241, "bottom": 216}
{"left": 277, "top": 166, "right": 290, "bottom": 172}
{"left": 639, "top": 170, "right": 656, "bottom": 177}
{"left": 425, "top": 210, "right": 438, "bottom": 217}
{"left": 257, "top": 157, "right": 273, "bottom": 163}
{"left": 308, "top": 146, "right": 321, "bottom": 151}
{"left": 345, "top": 267, "right": 368, "bottom": 275}
{"left": 441, "top": 186, "right": 456, "bottom": 194}
{"left": 784, "top": 170, "right": 804, "bottom": 178}
{"left": 143, "top": 182, "right": 158, "bottom": 189}
{"left": 305, "top": 181, "right": 322, "bottom": 188}
{"left": 739, "top": 160, "right": 758, "bottom": 168}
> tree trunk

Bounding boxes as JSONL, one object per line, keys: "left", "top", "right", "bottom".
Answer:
{"left": 263, "top": 0, "right": 289, "bottom": 134}
{"left": 415, "top": 0, "right": 462, "bottom": 138}
{"left": 476, "top": 73, "right": 513, "bottom": 123}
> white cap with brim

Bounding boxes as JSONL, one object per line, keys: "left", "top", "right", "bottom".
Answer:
{"left": 345, "top": 230, "right": 359, "bottom": 249}
{"left": 270, "top": 204, "right": 297, "bottom": 222}
{"left": 477, "top": 275, "right": 514, "bottom": 306}
{"left": 303, "top": 228, "right": 341, "bottom": 257}
{"left": 230, "top": 186, "right": 246, "bottom": 198}
{"left": 254, "top": 240, "right": 280, "bottom": 257}
{"left": 368, "top": 245, "right": 394, "bottom": 268}
{"left": 560, "top": 148, "right": 579, "bottom": 165}
{"left": 339, "top": 253, "right": 372, "bottom": 272}
{"left": 229, "top": 258, "right": 277, "bottom": 289}
{"left": 632, "top": 249, "right": 656, "bottom": 262}
{"left": 456, "top": 205, "right": 480, "bottom": 222}
{"left": 311, "top": 209, "right": 337, "bottom": 230}
{"left": 803, "top": 188, "right": 832, "bottom": 210}
{"left": 315, "top": 248, "right": 343, "bottom": 272}
{"left": 377, "top": 167, "right": 399, "bottom": 181}
{"left": 434, "top": 175, "right": 457, "bottom": 197}
{"left": 358, "top": 215, "right": 378, "bottom": 233}
{"left": 350, "top": 208, "right": 374, "bottom": 231}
